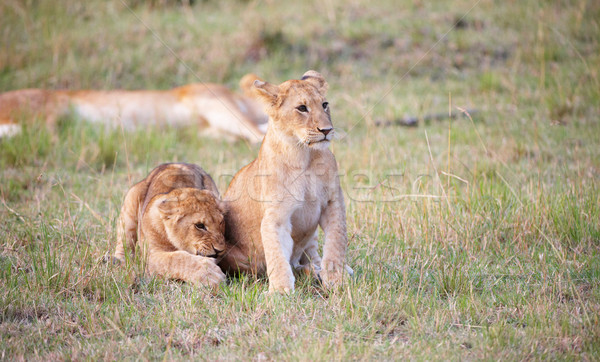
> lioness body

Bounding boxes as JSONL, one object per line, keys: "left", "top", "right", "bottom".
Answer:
{"left": 220, "top": 71, "right": 352, "bottom": 293}
{"left": 115, "top": 163, "right": 226, "bottom": 287}
{"left": 0, "top": 78, "right": 267, "bottom": 141}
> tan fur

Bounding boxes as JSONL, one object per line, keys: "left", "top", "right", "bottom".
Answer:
{"left": 0, "top": 77, "right": 267, "bottom": 142}
{"left": 114, "top": 163, "right": 226, "bottom": 287}
{"left": 219, "top": 70, "right": 352, "bottom": 293}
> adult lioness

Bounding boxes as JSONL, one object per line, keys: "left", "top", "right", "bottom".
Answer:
{"left": 0, "top": 77, "right": 267, "bottom": 142}
{"left": 114, "top": 163, "right": 226, "bottom": 287}
{"left": 219, "top": 70, "right": 352, "bottom": 293}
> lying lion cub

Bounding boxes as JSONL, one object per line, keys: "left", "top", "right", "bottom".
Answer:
{"left": 220, "top": 70, "right": 353, "bottom": 293}
{"left": 114, "top": 163, "right": 226, "bottom": 287}
{"left": 0, "top": 76, "right": 267, "bottom": 142}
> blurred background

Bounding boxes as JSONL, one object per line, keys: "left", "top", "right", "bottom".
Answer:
{"left": 3, "top": 0, "right": 597, "bottom": 128}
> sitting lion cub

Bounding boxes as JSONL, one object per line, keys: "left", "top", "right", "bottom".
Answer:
{"left": 220, "top": 70, "right": 353, "bottom": 293}
{"left": 114, "top": 163, "right": 226, "bottom": 287}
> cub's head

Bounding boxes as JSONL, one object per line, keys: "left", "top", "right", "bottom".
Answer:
{"left": 252, "top": 70, "right": 333, "bottom": 149}
{"left": 156, "top": 188, "right": 226, "bottom": 258}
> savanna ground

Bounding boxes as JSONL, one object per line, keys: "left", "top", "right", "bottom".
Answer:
{"left": 1, "top": 0, "right": 599, "bottom": 360}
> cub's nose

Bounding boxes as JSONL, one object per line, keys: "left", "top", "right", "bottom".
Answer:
{"left": 213, "top": 242, "right": 226, "bottom": 256}
{"left": 318, "top": 127, "right": 333, "bottom": 136}
{"left": 213, "top": 246, "right": 224, "bottom": 255}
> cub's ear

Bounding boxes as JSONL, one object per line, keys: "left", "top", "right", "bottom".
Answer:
{"left": 195, "top": 189, "right": 221, "bottom": 204}
{"left": 252, "top": 79, "right": 280, "bottom": 106}
{"left": 198, "top": 189, "right": 227, "bottom": 215}
{"left": 158, "top": 198, "right": 180, "bottom": 218}
{"left": 301, "top": 70, "right": 328, "bottom": 95}
{"left": 216, "top": 199, "right": 228, "bottom": 215}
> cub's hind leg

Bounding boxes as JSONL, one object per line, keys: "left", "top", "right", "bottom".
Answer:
{"left": 293, "top": 231, "right": 322, "bottom": 279}
{"left": 114, "top": 181, "right": 148, "bottom": 263}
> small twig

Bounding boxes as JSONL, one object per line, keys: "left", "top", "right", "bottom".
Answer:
{"left": 440, "top": 171, "right": 469, "bottom": 185}
{"left": 451, "top": 323, "right": 484, "bottom": 329}
{"left": 1, "top": 199, "right": 26, "bottom": 223}
{"left": 69, "top": 192, "right": 106, "bottom": 226}
{"left": 457, "top": 107, "right": 488, "bottom": 155}
{"left": 375, "top": 109, "right": 479, "bottom": 127}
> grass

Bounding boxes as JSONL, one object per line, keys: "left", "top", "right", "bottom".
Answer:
{"left": 1, "top": 0, "right": 600, "bottom": 359}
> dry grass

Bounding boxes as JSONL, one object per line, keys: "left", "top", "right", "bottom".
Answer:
{"left": 1, "top": 0, "right": 599, "bottom": 359}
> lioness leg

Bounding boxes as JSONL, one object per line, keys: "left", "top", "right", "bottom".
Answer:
{"left": 148, "top": 250, "right": 226, "bottom": 287}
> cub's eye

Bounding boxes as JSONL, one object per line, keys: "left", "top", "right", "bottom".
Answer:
{"left": 195, "top": 223, "right": 206, "bottom": 231}
{"left": 322, "top": 102, "right": 329, "bottom": 109}
{"left": 296, "top": 105, "right": 308, "bottom": 112}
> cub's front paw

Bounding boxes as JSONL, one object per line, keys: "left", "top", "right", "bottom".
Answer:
{"left": 320, "top": 259, "right": 352, "bottom": 289}
{"left": 268, "top": 284, "right": 293, "bottom": 294}
{"left": 268, "top": 269, "right": 295, "bottom": 294}
{"left": 192, "top": 257, "right": 226, "bottom": 288}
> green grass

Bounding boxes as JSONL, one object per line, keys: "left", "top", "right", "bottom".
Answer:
{"left": 1, "top": 0, "right": 600, "bottom": 359}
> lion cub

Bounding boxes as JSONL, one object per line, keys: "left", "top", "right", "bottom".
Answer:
{"left": 114, "top": 163, "right": 226, "bottom": 287}
{"left": 220, "top": 71, "right": 353, "bottom": 293}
